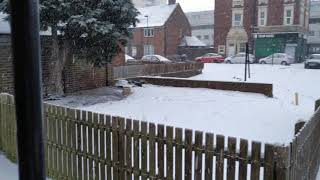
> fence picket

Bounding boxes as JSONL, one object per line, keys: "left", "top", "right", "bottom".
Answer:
{"left": 227, "top": 137, "right": 236, "bottom": 180}
{"left": 93, "top": 113, "right": 100, "bottom": 180}
{"left": 112, "top": 117, "right": 119, "bottom": 180}
{"left": 76, "top": 110, "right": 83, "bottom": 180}
{"left": 264, "top": 144, "right": 274, "bottom": 180}
{"left": 185, "top": 129, "right": 193, "bottom": 180}
{"left": 133, "top": 120, "right": 140, "bottom": 180}
{"left": 99, "top": 114, "right": 106, "bottom": 180}
{"left": 118, "top": 117, "right": 125, "bottom": 180}
{"left": 141, "top": 122, "right": 148, "bottom": 180}
{"left": 194, "top": 131, "right": 203, "bottom": 180}
{"left": 158, "top": 124, "right": 165, "bottom": 179}
{"left": 105, "top": 115, "right": 112, "bottom": 180}
{"left": 175, "top": 128, "right": 183, "bottom": 180}
{"left": 149, "top": 123, "right": 156, "bottom": 180}
{"left": 167, "top": 126, "right": 174, "bottom": 180}
{"left": 216, "top": 135, "right": 225, "bottom": 180}
{"left": 239, "top": 139, "right": 248, "bottom": 180}
{"left": 126, "top": 119, "right": 133, "bottom": 180}
{"left": 205, "top": 133, "right": 214, "bottom": 180}
{"left": 251, "top": 141, "right": 261, "bottom": 180}
{"left": 82, "top": 111, "right": 88, "bottom": 180}
{"left": 88, "top": 112, "right": 94, "bottom": 180}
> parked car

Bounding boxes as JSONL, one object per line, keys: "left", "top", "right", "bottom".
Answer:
{"left": 259, "top": 53, "right": 294, "bottom": 65}
{"left": 195, "top": 53, "right": 225, "bottom": 63}
{"left": 224, "top": 53, "right": 255, "bottom": 64}
{"left": 305, "top": 54, "right": 320, "bottom": 69}
{"left": 141, "top": 55, "right": 172, "bottom": 63}
{"left": 167, "top": 54, "right": 189, "bottom": 62}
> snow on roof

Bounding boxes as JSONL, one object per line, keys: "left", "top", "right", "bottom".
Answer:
{"left": 179, "top": 36, "right": 206, "bottom": 47}
{"left": 135, "top": 4, "right": 178, "bottom": 28}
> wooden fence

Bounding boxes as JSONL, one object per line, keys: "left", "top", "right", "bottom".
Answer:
{"left": 112, "top": 62, "right": 204, "bottom": 80}
{"left": 0, "top": 93, "right": 319, "bottom": 180}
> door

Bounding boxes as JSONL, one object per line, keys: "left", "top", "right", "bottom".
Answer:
{"left": 285, "top": 45, "right": 296, "bottom": 59}
{"left": 228, "top": 44, "right": 236, "bottom": 57}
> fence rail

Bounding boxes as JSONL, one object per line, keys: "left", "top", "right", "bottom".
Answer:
{"left": 1, "top": 93, "right": 320, "bottom": 180}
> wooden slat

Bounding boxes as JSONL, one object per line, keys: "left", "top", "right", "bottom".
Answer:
{"left": 239, "top": 139, "right": 248, "bottom": 180}
{"left": 47, "top": 105, "right": 54, "bottom": 178}
{"left": 93, "top": 113, "right": 100, "bottom": 180}
{"left": 82, "top": 111, "right": 88, "bottom": 180}
{"left": 52, "top": 106, "right": 58, "bottom": 179}
{"left": 175, "top": 128, "right": 183, "bottom": 180}
{"left": 205, "top": 133, "right": 214, "bottom": 180}
{"left": 65, "top": 108, "right": 71, "bottom": 179}
{"left": 71, "top": 109, "right": 78, "bottom": 179}
{"left": 141, "top": 122, "right": 148, "bottom": 180}
{"left": 105, "top": 115, "right": 112, "bottom": 180}
{"left": 194, "top": 131, "right": 203, "bottom": 180}
{"left": 88, "top": 112, "right": 94, "bottom": 180}
{"left": 264, "top": 144, "right": 274, "bottom": 180}
{"left": 112, "top": 117, "right": 119, "bottom": 180}
{"left": 166, "top": 126, "right": 174, "bottom": 180}
{"left": 133, "top": 120, "right": 140, "bottom": 180}
{"left": 76, "top": 110, "right": 83, "bottom": 180}
{"left": 227, "top": 137, "right": 236, "bottom": 180}
{"left": 215, "top": 135, "right": 225, "bottom": 180}
{"left": 149, "top": 123, "right": 156, "bottom": 180}
{"left": 158, "top": 124, "right": 165, "bottom": 179}
{"left": 126, "top": 119, "right": 133, "bottom": 180}
{"left": 251, "top": 141, "right": 261, "bottom": 180}
{"left": 57, "top": 107, "right": 63, "bottom": 179}
{"left": 184, "top": 129, "right": 193, "bottom": 180}
{"left": 118, "top": 117, "right": 126, "bottom": 180}
{"left": 99, "top": 114, "right": 106, "bottom": 180}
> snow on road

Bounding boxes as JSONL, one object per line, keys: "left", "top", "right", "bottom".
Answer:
{"left": 50, "top": 63, "right": 320, "bottom": 144}
{"left": 0, "top": 153, "right": 18, "bottom": 180}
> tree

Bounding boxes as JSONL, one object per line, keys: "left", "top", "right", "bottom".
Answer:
{"left": 0, "top": 0, "right": 139, "bottom": 94}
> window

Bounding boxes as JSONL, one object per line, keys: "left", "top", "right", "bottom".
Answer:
{"left": 232, "top": 10, "right": 243, "bottom": 27}
{"left": 258, "top": 8, "right": 267, "bottom": 26}
{"left": 144, "top": 44, "right": 154, "bottom": 55}
{"left": 204, "top": 35, "right": 209, "bottom": 40}
{"left": 125, "top": 46, "right": 129, "bottom": 54}
{"left": 284, "top": 6, "right": 294, "bottom": 25}
{"left": 218, "top": 45, "right": 225, "bottom": 54}
{"left": 232, "top": 0, "right": 243, "bottom": 7}
{"left": 197, "top": 35, "right": 202, "bottom": 40}
{"left": 144, "top": 28, "right": 154, "bottom": 37}
{"left": 132, "top": 46, "right": 137, "bottom": 57}
{"left": 239, "top": 43, "right": 246, "bottom": 52}
{"left": 309, "top": 31, "right": 315, "bottom": 36}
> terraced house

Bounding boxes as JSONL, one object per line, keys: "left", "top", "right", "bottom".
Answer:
{"left": 214, "top": 0, "right": 309, "bottom": 61}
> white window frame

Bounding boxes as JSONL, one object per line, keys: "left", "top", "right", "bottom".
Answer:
{"left": 218, "top": 45, "right": 226, "bottom": 54}
{"left": 283, "top": 5, "right": 294, "bottom": 25}
{"left": 144, "top": 44, "right": 154, "bottom": 55}
{"left": 132, "top": 46, "right": 137, "bottom": 57}
{"left": 144, "top": 28, "right": 154, "bottom": 37}
{"left": 232, "top": 0, "right": 243, "bottom": 7}
{"left": 232, "top": 9, "right": 243, "bottom": 27}
{"left": 258, "top": 7, "right": 268, "bottom": 26}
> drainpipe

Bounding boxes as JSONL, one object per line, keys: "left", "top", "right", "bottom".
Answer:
{"left": 9, "top": 0, "right": 46, "bottom": 179}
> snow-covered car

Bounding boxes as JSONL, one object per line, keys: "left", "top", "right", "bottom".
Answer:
{"left": 259, "top": 53, "right": 294, "bottom": 65}
{"left": 305, "top": 54, "right": 320, "bottom": 69}
{"left": 224, "top": 53, "right": 255, "bottom": 64}
{"left": 195, "top": 53, "right": 225, "bottom": 63}
{"left": 141, "top": 55, "right": 172, "bottom": 63}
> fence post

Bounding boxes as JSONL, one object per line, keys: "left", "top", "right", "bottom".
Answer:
{"left": 294, "top": 120, "right": 306, "bottom": 135}
{"left": 274, "top": 146, "right": 290, "bottom": 180}
{"left": 315, "top": 99, "right": 320, "bottom": 111}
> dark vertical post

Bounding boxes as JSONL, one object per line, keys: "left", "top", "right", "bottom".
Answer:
{"left": 9, "top": 0, "right": 45, "bottom": 179}
{"left": 247, "top": 43, "right": 251, "bottom": 78}
{"left": 244, "top": 44, "right": 248, "bottom": 81}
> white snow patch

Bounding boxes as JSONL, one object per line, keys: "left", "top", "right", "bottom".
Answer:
{"left": 179, "top": 36, "right": 207, "bottom": 47}
{"left": 0, "top": 153, "right": 18, "bottom": 180}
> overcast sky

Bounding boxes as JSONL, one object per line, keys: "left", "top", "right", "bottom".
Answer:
{"left": 176, "top": 0, "right": 215, "bottom": 12}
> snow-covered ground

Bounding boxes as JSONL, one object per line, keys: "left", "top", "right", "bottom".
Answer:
{"left": 0, "top": 153, "right": 18, "bottom": 180}
{"left": 50, "top": 63, "right": 320, "bottom": 144}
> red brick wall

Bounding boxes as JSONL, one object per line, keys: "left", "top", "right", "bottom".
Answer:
{"left": 164, "top": 5, "right": 191, "bottom": 56}
{"left": 214, "top": 0, "right": 232, "bottom": 51}
{"left": 63, "top": 59, "right": 106, "bottom": 94}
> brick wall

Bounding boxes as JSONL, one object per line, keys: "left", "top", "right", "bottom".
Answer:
{"left": 214, "top": 0, "right": 232, "bottom": 52}
{"left": 134, "top": 77, "right": 273, "bottom": 97}
{"left": 63, "top": 59, "right": 106, "bottom": 94}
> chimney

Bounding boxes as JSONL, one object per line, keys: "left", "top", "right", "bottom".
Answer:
{"left": 168, "top": 0, "right": 176, "bottom": 5}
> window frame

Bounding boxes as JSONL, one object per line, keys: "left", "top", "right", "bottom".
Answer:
{"left": 218, "top": 45, "right": 226, "bottom": 54}
{"left": 144, "top": 28, "right": 155, "bottom": 37}
{"left": 143, "top": 44, "right": 155, "bottom": 56}
{"left": 232, "top": 9, "right": 243, "bottom": 27}
{"left": 283, "top": 5, "right": 294, "bottom": 25}
{"left": 258, "top": 7, "right": 268, "bottom": 26}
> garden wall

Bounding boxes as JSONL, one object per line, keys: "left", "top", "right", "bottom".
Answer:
{"left": 132, "top": 77, "right": 274, "bottom": 97}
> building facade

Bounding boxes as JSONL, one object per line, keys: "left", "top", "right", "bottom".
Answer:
{"left": 307, "top": 0, "right": 320, "bottom": 55}
{"left": 126, "top": 3, "right": 191, "bottom": 59}
{"left": 214, "top": 0, "right": 309, "bottom": 61}
{"left": 132, "top": 0, "right": 167, "bottom": 8}
{"left": 186, "top": 10, "right": 215, "bottom": 46}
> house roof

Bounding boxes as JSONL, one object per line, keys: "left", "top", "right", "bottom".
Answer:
{"left": 179, "top": 36, "right": 206, "bottom": 47}
{"left": 135, "top": 4, "right": 178, "bottom": 28}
